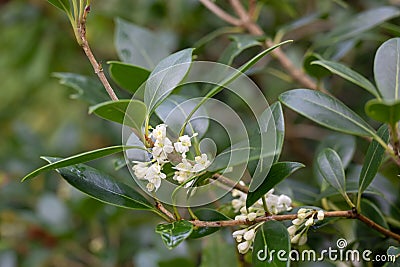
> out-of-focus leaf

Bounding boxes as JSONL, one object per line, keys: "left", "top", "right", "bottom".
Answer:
{"left": 155, "top": 220, "right": 193, "bottom": 249}
{"left": 279, "top": 89, "right": 376, "bottom": 137}
{"left": 159, "top": 258, "right": 196, "bottom": 267}
{"left": 253, "top": 221, "right": 290, "bottom": 267}
{"left": 194, "top": 27, "right": 243, "bottom": 49}
{"left": 322, "top": 6, "right": 400, "bottom": 44}
{"left": 317, "top": 181, "right": 383, "bottom": 200}
{"left": 374, "top": 38, "right": 400, "bottom": 101}
{"left": 47, "top": 0, "right": 70, "bottom": 14}
{"left": 190, "top": 209, "right": 230, "bottom": 239}
{"left": 265, "top": 102, "right": 285, "bottom": 163}
{"left": 365, "top": 99, "right": 400, "bottom": 126}
{"left": 357, "top": 199, "right": 389, "bottom": 238}
{"left": 108, "top": 61, "right": 150, "bottom": 93}
{"left": 358, "top": 125, "right": 390, "bottom": 196}
{"left": 312, "top": 59, "right": 380, "bottom": 98}
{"left": 114, "top": 18, "right": 172, "bottom": 69}
{"left": 303, "top": 53, "right": 331, "bottom": 79}
{"left": 199, "top": 231, "right": 239, "bottom": 267}
{"left": 247, "top": 162, "right": 304, "bottom": 208}
{"left": 219, "top": 35, "right": 263, "bottom": 65}
{"left": 144, "top": 48, "right": 194, "bottom": 112}
{"left": 22, "top": 146, "right": 134, "bottom": 181}
{"left": 41, "top": 157, "right": 153, "bottom": 210}
{"left": 53, "top": 72, "right": 109, "bottom": 105}
{"left": 89, "top": 100, "right": 147, "bottom": 133}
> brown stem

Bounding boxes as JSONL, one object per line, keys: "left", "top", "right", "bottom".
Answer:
{"left": 155, "top": 201, "right": 175, "bottom": 221}
{"left": 78, "top": 5, "right": 119, "bottom": 101}
{"left": 199, "top": 0, "right": 241, "bottom": 26}
{"left": 211, "top": 173, "right": 249, "bottom": 193}
{"left": 189, "top": 209, "right": 400, "bottom": 242}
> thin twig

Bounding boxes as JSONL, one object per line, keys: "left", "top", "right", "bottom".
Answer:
{"left": 190, "top": 209, "right": 400, "bottom": 242}
{"left": 78, "top": 5, "right": 119, "bottom": 101}
{"left": 211, "top": 173, "right": 249, "bottom": 193}
{"left": 155, "top": 201, "right": 176, "bottom": 221}
{"left": 199, "top": 0, "right": 242, "bottom": 26}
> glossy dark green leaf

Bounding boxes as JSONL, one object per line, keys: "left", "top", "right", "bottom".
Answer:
{"left": 374, "top": 38, "right": 400, "bottom": 101}
{"left": 247, "top": 162, "right": 304, "bottom": 208}
{"left": 53, "top": 72, "right": 109, "bottom": 105}
{"left": 155, "top": 220, "right": 193, "bottom": 249}
{"left": 190, "top": 209, "right": 230, "bottom": 239}
{"left": 312, "top": 59, "right": 380, "bottom": 98}
{"left": 303, "top": 53, "right": 331, "bottom": 79}
{"left": 47, "top": 0, "right": 70, "bottom": 14}
{"left": 358, "top": 125, "right": 390, "bottom": 195}
{"left": 365, "top": 99, "right": 400, "bottom": 126}
{"left": 253, "top": 221, "right": 290, "bottom": 267}
{"left": 279, "top": 89, "right": 376, "bottom": 137}
{"left": 219, "top": 35, "right": 263, "bottom": 65}
{"left": 114, "top": 18, "right": 172, "bottom": 69}
{"left": 317, "top": 148, "right": 347, "bottom": 198}
{"left": 317, "top": 181, "right": 383, "bottom": 200}
{"left": 144, "top": 48, "right": 194, "bottom": 112}
{"left": 108, "top": 61, "right": 150, "bottom": 93}
{"left": 22, "top": 145, "right": 134, "bottom": 181}
{"left": 271, "top": 102, "right": 285, "bottom": 163}
{"left": 322, "top": 6, "right": 400, "bottom": 44}
{"left": 40, "top": 157, "right": 153, "bottom": 210}
{"left": 89, "top": 100, "right": 147, "bottom": 132}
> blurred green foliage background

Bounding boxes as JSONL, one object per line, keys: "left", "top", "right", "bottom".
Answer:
{"left": 1, "top": 0, "right": 400, "bottom": 266}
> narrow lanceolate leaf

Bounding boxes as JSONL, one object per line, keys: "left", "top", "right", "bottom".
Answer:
{"left": 156, "top": 220, "right": 193, "bottom": 249}
{"left": 312, "top": 60, "right": 380, "bottom": 98}
{"left": 108, "top": 61, "right": 150, "bottom": 93}
{"left": 144, "top": 48, "right": 194, "bottom": 113}
{"left": 190, "top": 209, "right": 230, "bottom": 239}
{"left": 247, "top": 162, "right": 304, "bottom": 208}
{"left": 358, "top": 125, "right": 390, "bottom": 195}
{"left": 40, "top": 157, "right": 153, "bottom": 210}
{"left": 219, "top": 35, "right": 263, "bottom": 65}
{"left": 253, "top": 221, "right": 290, "bottom": 267}
{"left": 317, "top": 148, "right": 349, "bottom": 203}
{"left": 279, "top": 89, "right": 376, "bottom": 137}
{"left": 374, "top": 38, "right": 400, "bottom": 101}
{"left": 89, "top": 100, "right": 147, "bottom": 133}
{"left": 47, "top": 0, "right": 70, "bottom": 14}
{"left": 365, "top": 99, "right": 400, "bottom": 126}
{"left": 114, "top": 18, "right": 172, "bottom": 69}
{"left": 22, "top": 146, "right": 137, "bottom": 181}
{"left": 270, "top": 102, "right": 285, "bottom": 163}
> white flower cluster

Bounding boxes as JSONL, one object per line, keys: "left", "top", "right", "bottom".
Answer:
{"left": 132, "top": 124, "right": 210, "bottom": 192}
{"left": 287, "top": 208, "right": 324, "bottom": 246}
{"left": 231, "top": 187, "right": 293, "bottom": 254}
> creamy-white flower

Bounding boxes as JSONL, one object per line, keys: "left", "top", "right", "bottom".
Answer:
{"left": 298, "top": 235, "right": 307, "bottom": 246}
{"left": 305, "top": 217, "right": 314, "bottom": 227}
{"left": 132, "top": 162, "right": 149, "bottom": 179}
{"left": 192, "top": 153, "right": 210, "bottom": 172}
{"left": 287, "top": 225, "right": 297, "bottom": 236}
{"left": 247, "top": 212, "right": 257, "bottom": 222}
{"left": 174, "top": 135, "right": 192, "bottom": 156}
{"left": 317, "top": 210, "right": 324, "bottom": 221}
{"left": 151, "top": 124, "right": 167, "bottom": 140}
{"left": 152, "top": 137, "right": 174, "bottom": 162}
{"left": 237, "top": 241, "right": 251, "bottom": 254}
{"left": 243, "top": 229, "right": 255, "bottom": 241}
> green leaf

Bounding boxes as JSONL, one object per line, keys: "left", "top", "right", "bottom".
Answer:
{"left": 253, "top": 221, "right": 290, "bottom": 267}
{"left": 357, "top": 199, "right": 389, "bottom": 237}
{"left": 155, "top": 220, "right": 193, "bottom": 249}
{"left": 279, "top": 89, "right": 376, "bottom": 137}
{"left": 47, "top": 0, "right": 70, "bottom": 14}
{"left": 270, "top": 102, "right": 285, "bottom": 163}
{"left": 317, "top": 148, "right": 352, "bottom": 206}
{"left": 358, "top": 125, "right": 390, "bottom": 195}
{"left": 190, "top": 209, "right": 230, "bottom": 239}
{"left": 374, "top": 38, "right": 400, "bottom": 101}
{"left": 194, "top": 26, "right": 243, "bottom": 49}
{"left": 144, "top": 48, "right": 194, "bottom": 113}
{"left": 387, "top": 246, "right": 400, "bottom": 260}
{"left": 303, "top": 53, "right": 331, "bottom": 79}
{"left": 322, "top": 6, "right": 400, "bottom": 44}
{"left": 317, "top": 181, "right": 383, "bottom": 200}
{"left": 365, "top": 99, "right": 400, "bottom": 126}
{"left": 312, "top": 59, "right": 380, "bottom": 98}
{"left": 53, "top": 72, "right": 110, "bottom": 105}
{"left": 22, "top": 146, "right": 134, "bottom": 182}
{"left": 114, "top": 18, "right": 172, "bottom": 69}
{"left": 89, "top": 100, "right": 147, "bottom": 133}
{"left": 40, "top": 157, "right": 153, "bottom": 210}
{"left": 247, "top": 162, "right": 304, "bottom": 208}
{"left": 108, "top": 61, "right": 150, "bottom": 94}
{"left": 219, "top": 35, "right": 263, "bottom": 65}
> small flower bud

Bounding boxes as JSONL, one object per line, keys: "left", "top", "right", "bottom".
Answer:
{"left": 287, "top": 225, "right": 297, "bottom": 236}
{"left": 298, "top": 235, "right": 308, "bottom": 246}
{"left": 297, "top": 208, "right": 307, "bottom": 214}
{"left": 247, "top": 212, "right": 257, "bottom": 221}
{"left": 305, "top": 217, "right": 314, "bottom": 227}
{"left": 292, "top": 218, "right": 303, "bottom": 226}
{"left": 291, "top": 233, "right": 301, "bottom": 244}
{"left": 237, "top": 241, "right": 251, "bottom": 254}
{"left": 297, "top": 212, "right": 307, "bottom": 220}
{"left": 244, "top": 229, "right": 255, "bottom": 241}
{"left": 317, "top": 210, "right": 324, "bottom": 221}
{"left": 235, "top": 215, "right": 247, "bottom": 221}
